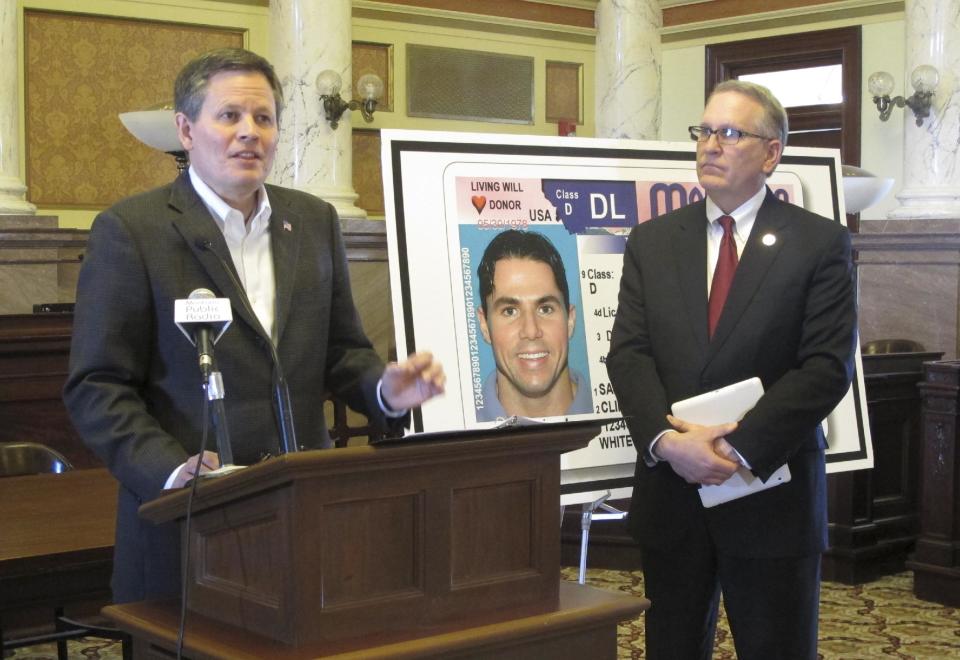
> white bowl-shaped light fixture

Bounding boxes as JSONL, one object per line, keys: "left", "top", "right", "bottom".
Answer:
{"left": 842, "top": 164, "right": 895, "bottom": 214}
{"left": 118, "top": 108, "right": 181, "bottom": 153}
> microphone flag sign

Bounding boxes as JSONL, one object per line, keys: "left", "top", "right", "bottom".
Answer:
{"left": 174, "top": 294, "right": 233, "bottom": 346}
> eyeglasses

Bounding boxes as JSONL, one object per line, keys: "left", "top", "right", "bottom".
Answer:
{"left": 688, "top": 125, "right": 775, "bottom": 145}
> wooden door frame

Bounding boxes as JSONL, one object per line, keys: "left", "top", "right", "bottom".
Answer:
{"left": 705, "top": 26, "right": 861, "bottom": 168}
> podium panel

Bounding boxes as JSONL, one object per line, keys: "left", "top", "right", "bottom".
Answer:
{"left": 105, "top": 581, "right": 648, "bottom": 660}
{"left": 138, "top": 423, "right": 600, "bottom": 646}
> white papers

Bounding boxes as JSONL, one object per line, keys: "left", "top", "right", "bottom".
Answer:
{"left": 670, "top": 378, "right": 791, "bottom": 508}
{"left": 696, "top": 464, "right": 791, "bottom": 508}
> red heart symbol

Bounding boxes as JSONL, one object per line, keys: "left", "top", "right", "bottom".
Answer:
{"left": 471, "top": 195, "right": 487, "bottom": 214}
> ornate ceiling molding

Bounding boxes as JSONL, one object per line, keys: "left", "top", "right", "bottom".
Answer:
{"left": 208, "top": 0, "right": 904, "bottom": 46}
{"left": 353, "top": 1, "right": 597, "bottom": 43}
{"left": 662, "top": 0, "right": 903, "bottom": 42}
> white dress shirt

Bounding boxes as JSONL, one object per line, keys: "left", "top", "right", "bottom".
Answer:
{"left": 166, "top": 170, "right": 402, "bottom": 488}
{"left": 705, "top": 184, "right": 765, "bottom": 294}
{"left": 189, "top": 166, "right": 277, "bottom": 343}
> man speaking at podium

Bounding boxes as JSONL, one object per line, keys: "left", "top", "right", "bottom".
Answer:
{"left": 63, "top": 48, "right": 444, "bottom": 604}
{"left": 607, "top": 80, "right": 856, "bottom": 659}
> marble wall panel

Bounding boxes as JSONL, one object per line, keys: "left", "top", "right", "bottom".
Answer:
{"left": 0, "top": 215, "right": 58, "bottom": 313}
{"left": 1, "top": 215, "right": 87, "bottom": 313}
{"left": 855, "top": 218, "right": 960, "bottom": 359}
{"left": 58, "top": 245, "right": 84, "bottom": 304}
{"left": 857, "top": 260, "right": 959, "bottom": 359}
{"left": 0, "top": 263, "right": 58, "bottom": 314}
{"left": 0, "top": 215, "right": 57, "bottom": 230}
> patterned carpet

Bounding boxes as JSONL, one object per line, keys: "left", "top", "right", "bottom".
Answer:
{"left": 564, "top": 568, "right": 960, "bottom": 659}
{"left": 7, "top": 570, "right": 958, "bottom": 659}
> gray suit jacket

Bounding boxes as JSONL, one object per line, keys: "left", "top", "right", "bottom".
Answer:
{"left": 64, "top": 174, "right": 396, "bottom": 602}
{"left": 607, "top": 189, "right": 857, "bottom": 558}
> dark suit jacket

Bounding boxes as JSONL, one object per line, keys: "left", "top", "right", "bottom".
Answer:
{"left": 64, "top": 174, "right": 396, "bottom": 602}
{"left": 607, "top": 189, "right": 856, "bottom": 558}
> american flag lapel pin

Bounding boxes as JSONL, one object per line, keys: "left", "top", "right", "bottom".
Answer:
{"left": 283, "top": 220, "right": 292, "bottom": 232}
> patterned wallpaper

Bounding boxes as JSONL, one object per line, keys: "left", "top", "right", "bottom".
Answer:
{"left": 546, "top": 61, "right": 582, "bottom": 124}
{"left": 351, "top": 43, "right": 391, "bottom": 218}
{"left": 24, "top": 11, "right": 243, "bottom": 208}
{"left": 353, "top": 129, "right": 384, "bottom": 217}
{"left": 353, "top": 42, "right": 393, "bottom": 112}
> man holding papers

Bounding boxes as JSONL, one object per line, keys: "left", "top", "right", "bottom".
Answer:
{"left": 607, "top": 80, "right": 856, "bottom": 659}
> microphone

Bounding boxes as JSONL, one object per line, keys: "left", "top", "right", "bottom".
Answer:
{"left": 174, "top": 288, "right": 233, "bottom": 378}
{"left": 195, "top": 239, "right": 299, "bottom": 454}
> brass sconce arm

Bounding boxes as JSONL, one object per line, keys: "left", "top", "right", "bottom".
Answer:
{"left": 872, "top": 91, "right": 935, "bottom": 126}
{"left": 868, "top": 65, "right": 938, "bottom": 127}
{"left": 316, "top": 70, "right": 383, "bottom": 130}
{"left": 903, "top": 90, "right": 935, "bottom": 125}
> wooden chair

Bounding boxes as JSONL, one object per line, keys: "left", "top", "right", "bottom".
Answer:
{"left": 862, "top": 338, "right": 925, "bottom": 354}
{"left": 0, "top": 442, "right": 72, "bottom": 477}
{"left": 0, "top": 400, "right": 376, "bottom": 658}
{"left": 326, "top": 396, "right": 385, "bottom": 447}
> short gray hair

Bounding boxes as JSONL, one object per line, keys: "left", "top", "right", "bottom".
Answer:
{"left": 709, "top": 79, "right": 788, "bottom": 146}
{"left": 174, "top": 48, "right": 284, "bottom": 124}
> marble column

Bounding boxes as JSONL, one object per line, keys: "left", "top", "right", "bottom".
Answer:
{"left": 0, "top": 0, "right": 34, "bottom": 214}
{"left": 268, "top": 0, "right": 365, "bottom": 219}
{"left": 594, "top": 0, "right": 662, "bottom": 140}
{"left": 889, "top": 0, "right": 960, "bottom": 219}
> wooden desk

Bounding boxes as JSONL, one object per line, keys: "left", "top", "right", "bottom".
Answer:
{"left": 0, "top": 314, "right": 102, "bottom": 469}
{"left": 0, "top": 468, "right": 117, "bottom": 636}
{"left": 823, "top": 351, "right": 940, "bottom": 583}
{"left": 105, "top": 581, "right": 648, "bottom": 659}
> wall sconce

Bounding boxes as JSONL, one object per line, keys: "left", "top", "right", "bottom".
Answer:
{"left": 868, "top": 65, "right": 939, "bottom": 126}
{"left": 316, "top": 69, "right": 384, "bottom": 129}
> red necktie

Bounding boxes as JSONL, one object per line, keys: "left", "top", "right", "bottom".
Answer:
{"left": 708, "top": 215, "right": 738, "bottom": 338}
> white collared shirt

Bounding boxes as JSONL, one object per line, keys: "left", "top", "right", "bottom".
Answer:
{"left": 705, "top": 184, "right": 766, "bottom": 295}
{"left": 189, "top": 167, "right": 277, "bottom": 342}
{"left": 165, "top": 170, "right": 404, "bottom": 488}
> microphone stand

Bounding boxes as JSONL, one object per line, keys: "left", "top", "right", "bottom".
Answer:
{"left": 203, "top": 362, "right": 244, "bottom": 476}
{"left": 272, "top": 365, "right": 298, "bottom": 455}
{"left": 205, "top": 369, "right": 234, "bottom": 466}
{"left": 197, "top": 240, "right": 299, "bottom": 455}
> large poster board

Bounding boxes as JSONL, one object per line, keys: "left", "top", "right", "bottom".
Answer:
{"left": 382, "top": 130, "right": 873, "bottom": 501}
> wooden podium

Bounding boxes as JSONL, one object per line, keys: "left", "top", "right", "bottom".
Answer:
{"left": 103, "top": 422, "right": 648, "bottom": 658}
